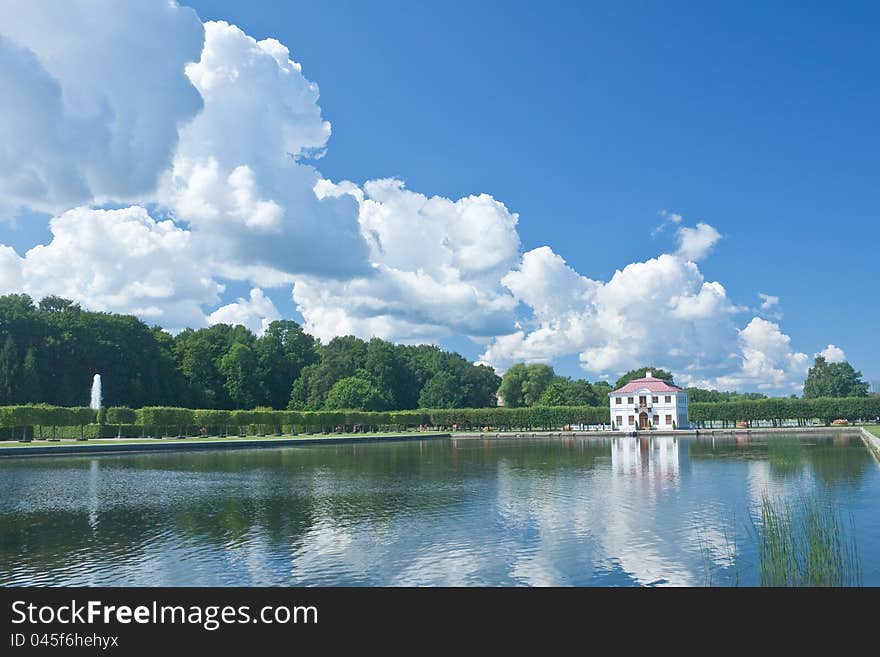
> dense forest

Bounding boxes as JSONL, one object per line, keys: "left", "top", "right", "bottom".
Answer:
{"left": 0, "top": 294, "right": 509, "bottom": 411}
{"left": 0, "top": 294, "right": 870, "bottom": 412}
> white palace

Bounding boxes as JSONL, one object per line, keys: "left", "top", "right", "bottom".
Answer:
{"left": 609, "top": 371, "right": 689, "bottom": 431}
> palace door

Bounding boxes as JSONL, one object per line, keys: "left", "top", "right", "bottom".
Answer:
{"left": 639, "top": 412, "right": 649, "bottom": 429}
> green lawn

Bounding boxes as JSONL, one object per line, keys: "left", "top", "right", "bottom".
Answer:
{"left": 0, "top": 431, "right": 443, "bottom": 449}
{"left": 864, "top": 425, "right": 880, "bottom": 439}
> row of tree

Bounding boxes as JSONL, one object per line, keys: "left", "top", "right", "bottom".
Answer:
{"left": 0, "top": 295, "right": 871, "bottom": 414}
{"left": 688, "top": 396, "right": 880, "bottom": 427}
{"left": 0, "top": 294, "right": 501, "bottom": 411}
{"left": 496, "top": 360, "right": 872, "bottom": 408}
{"left": 1, "top": 396, "right": 878, "bottom": 441}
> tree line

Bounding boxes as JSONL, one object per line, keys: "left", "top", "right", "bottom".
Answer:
{"left": 2, "top": 396, "right": 878, "bottom": 441}
{"left": 0, "top": 294, "right": 501, "bottom": 412}
{"left": 0, "top": 295, "right": 871, "bottom": 416}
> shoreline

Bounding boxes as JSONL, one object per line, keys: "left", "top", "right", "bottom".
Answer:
{"left": 453, "top": 425, "right": 866, "bottom": 439}
{"left": 0, "top": 424, "right": 874, "bottom": 459}
{"left": 859, "top": 426, "right": 880, "bottom": 462}
{"left": 0, "top": 432, "right": 451, "bottom": 459}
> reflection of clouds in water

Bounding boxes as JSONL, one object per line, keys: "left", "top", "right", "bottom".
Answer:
{"left": 391, "top": 547, "right": 485, "bottom": 586}
{"left": 746, "top": 459, "right": 816, "bottom": 509}
{"left": 497, "top": 458, "right": 598, "bottom": 586}
{"left": 3, "top": 437, "right": 875, "bottom": 586}
{"left": 593, "top": 438, "right": 695, "bottom": 586}
{"left": 281, "top": 437, "right": 717, "bottom": 586}
{"left": 495, "top": 438, "right": 700, "bottom": 586}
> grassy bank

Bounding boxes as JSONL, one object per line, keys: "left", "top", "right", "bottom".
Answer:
{"left": 864, "top": 425, "right": 880, "bottom": 439}
{"left": 0, "top": 431, "right": 442, "bottom": 449}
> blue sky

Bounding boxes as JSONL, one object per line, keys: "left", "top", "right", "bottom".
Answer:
{"left": 0, "top": 1, "right": 877, "bottom": 390}
{"left": 189, "top": 0, "right": 879, "bottom": 382}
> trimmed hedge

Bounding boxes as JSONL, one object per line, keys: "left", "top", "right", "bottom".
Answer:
{"left": 1, "top": 397, "right": 877, "bottom": 440}
{"left": 0, "top": 405, "right": 95, "bottom": 440}
{"left": 688, "top": 396, "right": 880, "bottom": 428}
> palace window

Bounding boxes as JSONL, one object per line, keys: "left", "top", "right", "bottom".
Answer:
{"left": 639, "top": 396, "right": 647, "bottom": 406}
{"left": 615, "top": 397, "right": 622, "bottom": 405}
{"left": 627, "top": 397, "right": 634, "bottom": 404}
{"left": 616, "top": 416, "right": 622, "bottom": 425}
{"left": 664, "top": 396, "right": 671, "bottom": 403}
{"left": 653, "top": 415, "right": 659, "bottom": 424}
{"left": 628, "top": 416, "right": 635, "bottom": 425}
{"left": 665, "top": 414, "right": 672, "bottom": 424}
{"left": 652, "top": 396, "right": 658, "bottom": 403}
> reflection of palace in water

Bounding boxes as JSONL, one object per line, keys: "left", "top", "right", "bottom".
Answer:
{"left": 611, "top": 436, "right": 687, "bottom": 483}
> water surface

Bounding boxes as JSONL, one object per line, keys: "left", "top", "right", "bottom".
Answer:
{"left": 1, "top": 434, "right": 878, "bottom": 586}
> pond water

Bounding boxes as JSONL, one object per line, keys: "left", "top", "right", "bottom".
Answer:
{"left": 1, "top": 434, "right": 878, "bottom": 586}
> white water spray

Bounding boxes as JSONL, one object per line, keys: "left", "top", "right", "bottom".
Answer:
{"left": 90, "top": 374, "right": 102, "bottom": 410}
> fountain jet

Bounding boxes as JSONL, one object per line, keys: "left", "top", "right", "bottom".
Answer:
{"left": 90, "top": 374, "right": 102, "bottom": 410}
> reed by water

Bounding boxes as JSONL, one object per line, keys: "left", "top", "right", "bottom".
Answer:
{"left": 757, "top": 492, "right": 861, "bottom": 587}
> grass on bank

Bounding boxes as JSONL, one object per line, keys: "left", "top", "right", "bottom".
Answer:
{"left": 0, "top": 431, "right": 444, "bottom": 449}
{"left": 758, "top": 492, "right": 861, "bottom": 587}
{"left": 864, "top": 425, "right": 880, "bottom": 439}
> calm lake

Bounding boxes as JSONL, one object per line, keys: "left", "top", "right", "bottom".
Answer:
{"left": 1, "top": 434, "right": 878, "bottom": 586}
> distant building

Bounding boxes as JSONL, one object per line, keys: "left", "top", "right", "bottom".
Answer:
{"left": 609, "top": 371, "right": 688, "bottom": 431}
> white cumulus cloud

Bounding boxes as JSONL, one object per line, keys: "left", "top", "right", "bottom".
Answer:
{"left": 816, "top": 344, "right": 846, "bottom": 363}
{"left": 207, "top": 288, "right": 280, "bottom": 336}
{"left": 0, "top": 0, "right": 204, "bottom": 216}
{"left": 0, "top": 5, "right": 840, "bottom": 395}
{"left": 161, "top": 20, "right": 369, "bottom": 280}
{"left": 294, "top": 178, "right": 521, "bottom": 343}
{"left": 480, "top": 248, "right": 743, "bottom": 379}
{"left": 675, "top": 222, "right": 721, "bottom": 262}
{"left": 7, "top": 206, "right": 222, "bottom": 330}
{"left": 758, "top": 293, "right": 779, "bottom": 310}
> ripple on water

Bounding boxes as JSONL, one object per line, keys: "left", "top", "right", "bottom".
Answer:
{"left": 1, "top": 435, "right": 878, "bottom": 586}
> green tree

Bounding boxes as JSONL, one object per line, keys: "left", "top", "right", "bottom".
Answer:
{"left": 256, "top": 320, "right": 319, "bottom": 409}
{"left": 38, "top": 296, "right": 80, "bottom": 314}
{"left": 418, "top": 371, "right": 463, "bottom": 408}
{"left": 592, "top": 380, "right": 612, "bottom": 400}
{"left": 461, "top": 364, "right": 501, "bottom": 407}
{"left": 20, "top": 347, "right": 41, "bottom": 403}
{"left": 614, "top": 366, "right": 674, "bottom": 390}
{"left": 498, "top": 363, "right": 556, "bottom": 407}
{"left": 538, "top": 380, "right": 568, "bottom": 406}
{"left": 294, "top": 336, "right": 369, "bottom": 409}
{"left": 219, "top": 343, "right": 258, "bottom": 409}
{"left": 288, "top": 364, "right": 317, "bottom": 410}
{"left": 175, "top": 324, "right": 255, "bottom": 408}
{"left": 497, "top": 364, "right": 528, "bottom": 407}
{"left": 538, "top": 377, "right": 599, "bottom": 406}
{"left": 364, "top": 338, "right": 415, "bottom": 409}
{"left": 0, "top": 335, "right": 18, "bottom": 404}
{"left": 324, "top": 376, "right": 389, "bottom": 411}
{"left": 803, "top": 356, "right": 869, "bottom": 398}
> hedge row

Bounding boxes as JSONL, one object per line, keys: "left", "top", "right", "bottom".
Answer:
{"left": 688, "top": 396, "right": 880, "bottom": 427}
{"left": 0, "top": 404, "right": 611, "bottom": 439}
{"left": 0, "top": 396, "right": 877, "bottom": 440}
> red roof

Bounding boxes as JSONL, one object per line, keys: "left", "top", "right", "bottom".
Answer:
{"left": 610, "top": 376, "right": 684, "bottom": 395}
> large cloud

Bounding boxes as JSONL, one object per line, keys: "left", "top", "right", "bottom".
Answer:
{"left": 478, "top": 229, "right": 811, "bottom": 392}
{"left": 161, "top": 20, "right": 369, "bottom": 280}
{"left": 0, "top": 4, "right": 837, "bottom": 394}
{"left": 4, "top": 206, "right": 221, "bottom": 330}
{"left": 207, "top": 288, "right": 280, "bottom": 336}
{"left": 816, "top": 344, "right": 846, "bottom": 363}
{"left": 0, "top": 0, "right": 204, "bottom": 215}
{"left": 480, "top": 248, "right": 743, "bottom": 377}
{"left": 293, "top": 178, "right": 521, "bottom": 343}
